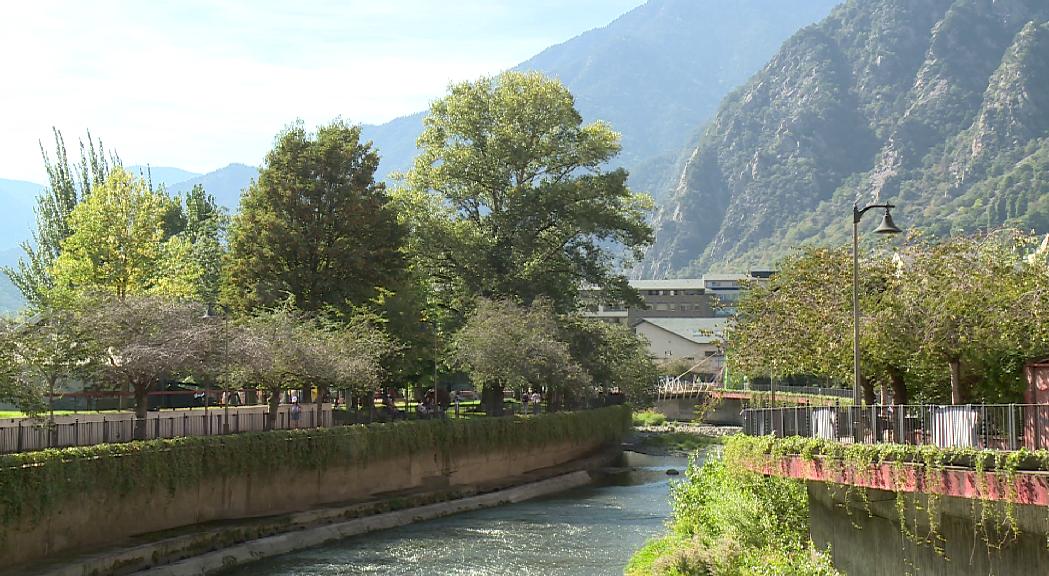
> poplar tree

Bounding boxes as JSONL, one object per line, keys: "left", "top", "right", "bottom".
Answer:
{"left": 3, "top": 129, "right": 119, "bottom": 306}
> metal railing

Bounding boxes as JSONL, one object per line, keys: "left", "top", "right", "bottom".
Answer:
{"left": 730, "top": 382, "right": 853, "bottom": 398}
{"left": 742, "top": 404, "right": 1049, "bottom": 450}
{"left": 657, "top": 379, "right": 853, "bottom": 401}
{"left": 0, "top": 409, "right": 333, "bottom": 454}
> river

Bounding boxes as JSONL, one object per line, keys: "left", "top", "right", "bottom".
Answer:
{"left": 220, "top": 450, "right": 700, "bottom": 576}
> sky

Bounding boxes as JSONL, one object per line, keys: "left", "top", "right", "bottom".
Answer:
{"left": 0, "top": 0, "right": 645, "bottom": 183}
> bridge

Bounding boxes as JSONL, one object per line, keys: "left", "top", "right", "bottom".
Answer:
{"left": 654, "top": 378, "right": 852, "bottom": 424}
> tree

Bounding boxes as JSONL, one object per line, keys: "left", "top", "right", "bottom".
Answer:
{"left": 301, "top": 314, "right": 394, "bottom": 414}
{"left": 560, "top": 316, "right": 658, "bottom": 406}
{"left": 175, "top": 184, "right": 228, "bottom": 303}
{"left": 0, "top": 307, "right": 92, "bottom": 421}
{"left": 727, "top": 246, "right": 908, "bottom": 404}
{"left": 82, "top": 295, "right": 216, "bottom": 437}
{"left": 4, "top": 129, "right": 119, "bottom": 305}
{"left": 225, "top": 305, "right": 390, "bottom": 428}
{"left": 451, "top": 298, "right": 589, "bottom": 415}
{"left": 225, "top": 120, "right": 405, "bottom": 313}
{"left": 402, "top": 71, "right": 653, "bottom": 316}
{"left": 50, "top": 168, "right": 196, "bottom": 300}
{"left": 891, "top": 232, "right": 1049, "bottom": 404}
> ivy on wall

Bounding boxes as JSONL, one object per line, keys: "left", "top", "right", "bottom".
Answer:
{"left": 725, "top": 435, "right": 1049, "bottom": 555}
{"left": 0, "top": 406, "right": 631, "bottom": 537}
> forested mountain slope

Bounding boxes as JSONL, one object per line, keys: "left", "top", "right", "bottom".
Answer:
{"left": 645, "top": 0, "right": 1049, "bottom": 277}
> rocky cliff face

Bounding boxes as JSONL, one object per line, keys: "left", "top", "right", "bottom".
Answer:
{"left": 645, "top": 0, "right": 1049, "bottom": 277}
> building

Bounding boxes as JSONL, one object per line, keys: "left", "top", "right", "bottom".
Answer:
{"left": 581, "top": 272, "right": 771, "bottom": 380}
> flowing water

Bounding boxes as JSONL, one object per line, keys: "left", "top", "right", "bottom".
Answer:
{"left": 221, "top": 450, "right": 703, "bottom": 576}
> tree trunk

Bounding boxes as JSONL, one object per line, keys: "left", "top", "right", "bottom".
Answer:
{"left": 888, "top": 367, "right": 908, "bottom": 406}
{"left": 482, "top": 383, "right": 503, "bottom": 416}
{"left": 315, "top": 383, "right": 329, "bottom": 427}
{"left": 267, "top": 388, "right": 281, "bottom": 430}
{"left": 133, "top": 383, "right": 149, "bottom": 440}
{"left": 861, "top": 376, "right": 876, "bottom": 406}
{"left": 949, "top": 358, "right": 967, "bottom": 405}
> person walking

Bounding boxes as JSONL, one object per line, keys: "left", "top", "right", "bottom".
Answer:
{"left": 530, "top": 390, "right": 541, "bottom": 414}
{"left": 290, "top": 397, "right": 302, "bottom": 429}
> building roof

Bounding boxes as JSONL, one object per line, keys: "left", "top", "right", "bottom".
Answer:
{"left": 626, "top": 279, "right": 705, "bottom": 290}
{"left": 636, "top": 317, "right": 727, "bottom": 344}
{"left": 702, "top": 273, "right": 752, "bottom": 282}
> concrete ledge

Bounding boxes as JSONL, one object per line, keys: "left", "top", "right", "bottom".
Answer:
{"left": 147, "top": 471, "right": 591, "bottom": 575}
{"left": 745, "top": 453, "right": 1049, "bottom": 505}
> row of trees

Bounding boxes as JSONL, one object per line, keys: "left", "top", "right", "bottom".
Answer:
{"left": 1, "top": 71, "right": 659, "bottom": 420}
{"left": 0, "top": 295, "right": 390, "bottom": 433}
{"left": 728, "top": 231, "right": 1049, "bottom": 404}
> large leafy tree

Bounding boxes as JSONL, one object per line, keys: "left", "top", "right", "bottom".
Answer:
{"left": 49, "top": 168, "right": 198, "bottom": 300}
{"left": 402, "top": 71, "right": 653, "bottom": 317}
{"left": 225, "top": 120, "right": 405, "bottom": 313}
{"left": 4, "top": 129, "right": 119, "bottom": 306}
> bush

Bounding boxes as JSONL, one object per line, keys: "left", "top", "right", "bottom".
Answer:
{"left": 627, "top": 451, "right": 839, "bottom": 575}
{"left": 633, "top": 409, "right": 668, "bottom": 427}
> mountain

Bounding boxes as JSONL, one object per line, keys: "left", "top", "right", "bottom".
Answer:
{"left": 363, "top": 0, "right": 840, "bottom": 199}
{"left": 167, "top": 163, "right": 258, "bottom": 211}
{"left": 0, "top": 246, "right": 26, "bottom": 314}
{"left": 644, "top": 0, "right": 1049, "bottom": 277}
{"left": 127, "top": 165, "right": 201, "bottom": 189}
{"left": 0, "top": 178, "right": 43, "bottom": 250}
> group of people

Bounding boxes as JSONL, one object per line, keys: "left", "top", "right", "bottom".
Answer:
{"left": 521, "top": 389, "right": 542, "bottom": 414}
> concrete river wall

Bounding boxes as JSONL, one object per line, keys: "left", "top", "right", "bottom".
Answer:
{"left": 0, "top": 406, "right": 630, "bottom": 571}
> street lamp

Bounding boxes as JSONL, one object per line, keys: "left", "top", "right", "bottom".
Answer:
{"left": 202, "top": 303, "right": 231, "bottom": 433}
{"left": 851, "top": 203, "right": 902, "bottom": 405}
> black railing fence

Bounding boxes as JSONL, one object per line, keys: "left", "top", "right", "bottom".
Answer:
{"left": 742, "top": 404, "right": 1049, "bottom": 450}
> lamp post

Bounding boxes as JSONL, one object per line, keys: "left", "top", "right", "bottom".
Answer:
{"left": 851, "top": 203, "right": 902, "bottom": 406}
{"left": 203, "top": 303, "right": 231, "bottom": 434}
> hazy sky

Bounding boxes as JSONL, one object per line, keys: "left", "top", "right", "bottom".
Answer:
{"left": 1, "top": 0, "right": 644, "bottom": 183}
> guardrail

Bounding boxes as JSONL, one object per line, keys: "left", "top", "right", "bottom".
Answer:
{"left": 0, "top": 409, "right": 333, "bottom": 454}
{"left": 742, "top": 404, "right": 1049, "bottom": 450}
{"left": 657, "top": 380, "right": 853, "bottom": 401}
{"left": 729, "top": 382, "right": 853, "bottom": 398}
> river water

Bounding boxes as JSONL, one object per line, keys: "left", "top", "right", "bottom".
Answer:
{"left": 221, "top": 451, "right": 698, "bottom": 576}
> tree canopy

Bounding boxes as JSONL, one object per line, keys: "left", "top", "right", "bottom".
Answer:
{"left": 727, "top": 231, "right": 1049, "bottom": 405}
{"left": 225, "top": 120, "right": 405, "bottom": 313}
{"left": 49, "top": 168, "right": 199, "bottom": 301}
{"left": 401, "top": 71, "right": 653, "bottom": 317}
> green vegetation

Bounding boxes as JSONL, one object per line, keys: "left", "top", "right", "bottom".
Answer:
{"left": 626, "top": 446, "right": 837, "bottom": 575}
{"left": 400, "top": 70, "right": 653, "bottom": 316}
{"left": 636, "top": 432, "right": 723, "bottom": 455}
{"left": 0, "top": 405, "right": 630, "bottom": 538}
{"left": 3, "top": 130, "right": 117, "bottom": 307}
{"left": 224, "top": 120, "right": 404, "bottom": 314}
{"left": 632, "top": 409, "right": 667, "bottom": 427}
{"left": 725, "top": 434, "right": 1046, "bottom": 554}
{"left": 0, "top": 72, "right": 659, "bottom": 424}
{"left": 728, "top": 233, "right": 1049, "bottom": 406}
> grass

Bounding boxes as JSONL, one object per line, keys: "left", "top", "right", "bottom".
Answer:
{"left": 638, "top": 430, "right": 726, "bottom": 453}
{"left": 632, "top": 409, "right": 667, "bottom": 427}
